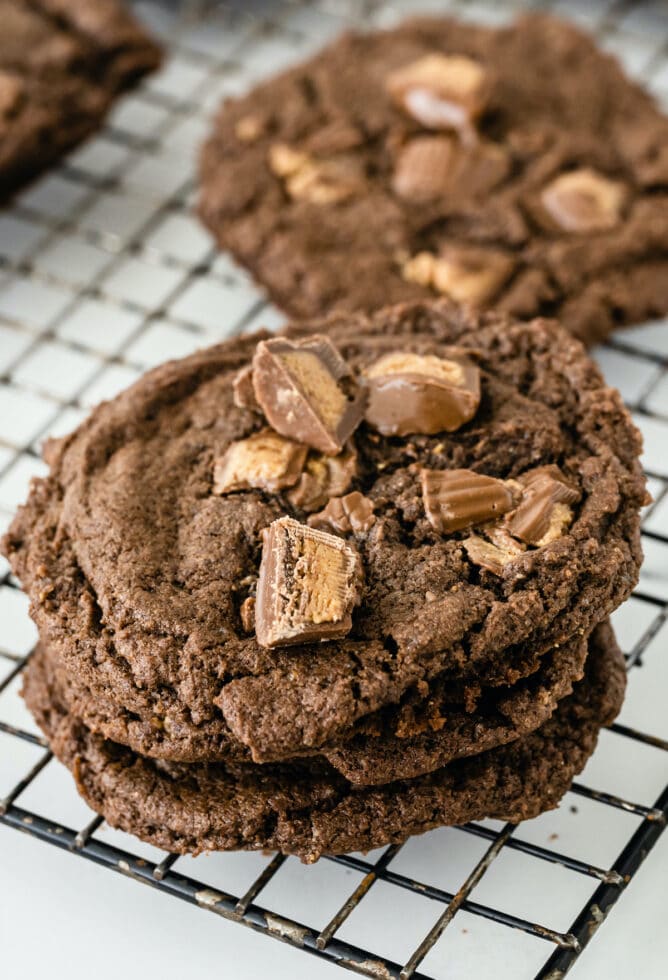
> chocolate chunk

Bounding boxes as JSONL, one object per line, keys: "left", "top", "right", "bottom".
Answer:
{"left": 268, "top": 143, "right": 362, "bottom": 204}
{"left": 308, "top": 491, "right": 375, "bottom": 535}
{"left": 464, "top": 527, "right": 525, "bottom": 575}
{"left": 287, "top": 445, "right": 358, "bottom": 512}
{"left": 392, "top": 136, "right": 510, "bottom": 203}
{"left": 392, "top": 136, "right": 456, "bottom": 202}
{"left": 402, "top": 244, "right": 514, "bottom": 306}
{"left": 252, "top": 335, "right": 365, "bottom": 455}
{"left": 506, "top": 466, "right": 580, "bottom": 546}
{"left": 541, "top": 168, "right": 626, "bottom": 233}
{"left": 362, "top": 351, "right": 480, "bottom": 436}
{"left": 232, "top": 364, "right": 260, "bottom": 412}
{"left": 213, "top": 429, "right": 307, "bottom": 494}
{"left": 421, "top": 468, "right": 518, "bottom": 534}
{"left": 386, "top": 53, "right": 490, "bottom": 135}
{"left": 255, "top": 517, "right": 362, "bottom": 648}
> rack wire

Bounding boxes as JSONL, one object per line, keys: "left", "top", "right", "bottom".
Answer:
{"left": 0, "top": 1, "right": 667, "bottom": 978}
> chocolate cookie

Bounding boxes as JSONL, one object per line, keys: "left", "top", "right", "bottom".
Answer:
{"left": 2, "top": 301, "right": 646, "bottom": 767}
{"left": 0, "top": 0, "right": 161, "bottom": 200}
{"left": 23, "top": 623, "right": 626, "bottom": 861}
{"left": 323, "top": 629, "right": 590, "bottom": 785}
{"left": 199, "top": 13, "right": 668, "bottom": 345}
{"left": 34, "top": 621, "right": 589, "bottom": 785}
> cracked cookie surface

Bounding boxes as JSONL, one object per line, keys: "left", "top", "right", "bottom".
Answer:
{"left": 23, "top": 622, "right": 626, "bottom": 861}
{"left": 199, "top": 13, "right": 668, "bottom": 344}
{"left": 34, "top": 619, "right": 590, "bottom": 784}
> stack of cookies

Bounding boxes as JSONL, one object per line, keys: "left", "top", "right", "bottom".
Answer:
{"left": 4, "top": 301, "right": 645, "bottom": 860}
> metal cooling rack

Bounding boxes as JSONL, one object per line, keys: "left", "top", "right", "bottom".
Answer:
{"left": 0, "top": 1, "right": 667, "bottom": 978}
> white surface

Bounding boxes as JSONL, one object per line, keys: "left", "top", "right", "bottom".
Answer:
{"left": 1, "top": 1, "right": 667, "bottom": 978}
{"left": 0, "top": 825, "right": 666, "bottom": 980}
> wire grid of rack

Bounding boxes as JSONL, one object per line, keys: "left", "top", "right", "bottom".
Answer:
{"left": 0, "top": 0, "right": 667, "bottom": 977}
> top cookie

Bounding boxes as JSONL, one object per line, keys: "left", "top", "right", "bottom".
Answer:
{"left": 199, "top": 13, "right": 668, "bottom": 345}
{"left": 0, "top": 0, "right": 161, "bottom": 200}
{"left": 3, "top": 300, "right": 646, "bottom": 765}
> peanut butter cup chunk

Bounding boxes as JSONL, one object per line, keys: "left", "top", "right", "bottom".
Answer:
{"left": 252, "top": 335, "right": 365, "bottom": 455}
{"left": 386, "top": 53, "right": 490, "bottom": 133}
{"left": 464, "top": 530, "right": 525, "bottom": 576}
{"left": 402, "top": 246, "right": 515, "bottom": 307}
{"left": 421, "top": 468, "right": 518, "bottom": 534}
{"left": 214, "top": 429, "right": 307, "bottom": 494}
{"left": 308, "top": 491, "right": 375, "bottom": 535}
{"left": 255, "top": 517, "right": 362, "bottom": 648}
{"left": 392, "top": 136, "right": 510, "bottom": 203}
{"left": 363, "top": 351, "right": 480, "bottom": 436}
{"left": 232, "top": 364, "right": 260, "bottom": 412}
{"left": 269, "top": 142, "right": 364, "bottom": 205}
{"left": 506, "top": 465, "right": 580, "bottom": 546}
{"left": 287, "top": 446, "right": 358, "bottom": 513}
{"left": 540, "top": 168, "right": 627, "bottom": 234}
{"left": 392, "top": 136, "right": 456, "bottom": 202}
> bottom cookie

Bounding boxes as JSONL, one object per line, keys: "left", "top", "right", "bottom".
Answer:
{"left": 23, "top": 623, "right": 625, "bottom": 862}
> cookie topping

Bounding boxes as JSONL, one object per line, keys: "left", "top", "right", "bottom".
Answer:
{"left": 541, "top": 168, "right": 627, "bottom": 233}
{"left": 252, "top": 335, "right": 365, "bottom": 455}
{"left": 421, "top": 468, "right": 518, "bottom": 534}
{"left": 255, "top": 516, "right": 362, "bottom": 648}
{"left": 269, "top": 143, "right": 361, "bottom": 204}
{"left": 308, "top": 491, "right": 376, "bottom": 535}
{"left": 239, "top": 596, "right": 256, "bottom": 632}
{"left": 287, "top": 446, "right": 358, "bottom": 512}
{"left": 386, "top": 53, "right": 490, "bottom": 133}
{"left": 402, "top": 245, "right": 514, "bottom": 306}
{"left": 232, "top": 364, "right": 260, "bottom": 412}
{"left": 506, "top": 466, "right": 580, "bottom": 545}
{"left": 392, "top": 137, "right": 510, "bottom": 203}
{"left": 213, "top": 429, "right": 307, "bottom": 494}
{"left": 392, "top": 136, "right": 456, "bottom": 201}
{"left": 464, "top": 527, "right": 526, "bottom": 575}
{"left": 362, "top": 351, "right": 480, "bottom": 436}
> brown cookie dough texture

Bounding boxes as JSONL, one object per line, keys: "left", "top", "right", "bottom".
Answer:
{"left": 23, "top": 623, "right": 626, "bottom": 861}
{"left": 0, "top": 0, "right": 161, "bottom": 200}
{"left": 199, "top": 13, "right": 668, "bottom": 344}
{"left": 2, "top": 300, "right": 646, "bottom": 776}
